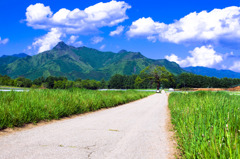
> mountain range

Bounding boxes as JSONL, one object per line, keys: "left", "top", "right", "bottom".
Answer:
{"left": 0, "top": 42, "right": 184, "bottom": 80}
{"left": 0, "top": 53, "right": 29, "bottom": 67}
{"left": 184, "top": 66, "right": 240, "bottom": 79}
{"left": 1, "top": 42, "right": 240, "bottom": 80}
{"left": 1, "top": 53, "right": 29, "bottom": 58}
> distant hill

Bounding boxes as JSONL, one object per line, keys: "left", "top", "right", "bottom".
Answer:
{"left": 0, "top": 53, "right": 30, "bottom": 68}
{"left": 1, "top": 53, "right": 29, "bottom": 58}
{"left": 0, "top": 42, "right": 185, "bottom": 80}
{"left": 184, "top": 66, "right": 240, "bottom": 79}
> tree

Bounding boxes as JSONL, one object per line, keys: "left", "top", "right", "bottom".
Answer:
{"left": 139, "top": 66, "right": 173, "bottom": 90}
{"left": 33, "top": 77, "right": 45, "bottom": 86}
{"left": 162, "top": 73, "right": 176, "bottom": 88}
{"left": 45, "top": 76, "right": 67, "bottom": 89}
{"left": 100, "top": 78, "right": 107, "bottom": 89}
{"left": 14, "top": 77, "right": 32, "bottom": 87}
{"left": 125, "top": 75, "right": 137, "bottom": 89}
{"left": 45, "top": 76, "right": 56, "bottom": 89}
{"left": 65, "top": 81, "right": 74, "bottom": 89}
{"left": 134, "top": 76, "right": 143, "bottom": 89}
{"left": 0, "top": 75, "right": 13, "bottom": 86}
{"left": 74, "top": 81, "right": 82, "bottom": 88}
{"left": 108, "top": 74, "right": 125, "bottom": 89}
{"left": 81, "top": 79, "right": 100, "bottom": 90}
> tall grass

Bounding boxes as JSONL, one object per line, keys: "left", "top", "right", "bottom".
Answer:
{"left": 0, "top": 89, "right": 153, "bottom": 130}
{"left": 169, "top": 91, "right": 240, "bottom": 158}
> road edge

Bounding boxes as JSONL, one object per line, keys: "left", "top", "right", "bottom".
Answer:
{"left": 166, "top": 93, "right": 181, "bottom": 159}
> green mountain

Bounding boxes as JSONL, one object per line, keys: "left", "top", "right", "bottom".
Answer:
{"left": 0, "top": 42, "right": 185, "bottom": 80}
{"left": 0, "top": 53, "right": 29, "bottom": 66}
{"left": 0, "top": 53, "right": 30, "bottom": 71}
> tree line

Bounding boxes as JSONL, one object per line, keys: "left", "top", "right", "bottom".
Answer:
{"left": 1, "top": 66, "right": 240, "bottom": 89}
{"left": 0, "top": 75, "right": 104, "bottom": 89}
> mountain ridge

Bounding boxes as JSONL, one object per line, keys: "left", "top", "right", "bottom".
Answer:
{"left": 184, "top": 66, "right": 240, "bottom": 79}
{"left": 1, "top": 53, "right": 29, "bottom": 58}
{"left": 0, "top": 53, "right": 30, "bottom": 69}
{"left": 0, "top": 42, "right": 185, "bottom": 80}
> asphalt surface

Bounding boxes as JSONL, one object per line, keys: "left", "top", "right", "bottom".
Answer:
{"left": 0, "top": 93, "right": 173, "bottom": 159}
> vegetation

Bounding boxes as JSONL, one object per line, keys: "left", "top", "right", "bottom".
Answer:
{"left": 108, "top": 74, "right": 137, "bottom": 89}
{"left": 177, "top": 73, "right": 240, "bottom": 88}
{"left": 1, "top": 70, "right": 240, "bottom": 90}
{"left": 1, "top": 42, "right": 240, "bottom": 89}
{"left": 169, "top": 91, "right": 240, "bottom": 158}
{"left": 137, "top": 66, "right": 173, "bottom": 90}
{"left": 0, "top": 41, "right": 184, "bottom": 81}
{"left": 0, "top": 89, "right": 153, "bottom": 130}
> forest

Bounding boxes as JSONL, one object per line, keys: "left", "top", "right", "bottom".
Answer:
{"left": 1, "top": 67, "right": 240, "bottom": 89}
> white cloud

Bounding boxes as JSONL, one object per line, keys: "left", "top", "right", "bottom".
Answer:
{"left": 110, "top": 25, "right": 124, "bottom": 36}
{"left": 85, "top": 1, "right": 131, "bottom": 26}
{"left": 26, "top": 1, "right": 131, "bottom": 34}
{"left": 0, "top": 37, "right": 9, "bottom": 44}
{"left": 26, "top": 3, "right": 52, "bottom": 29}
{"left": 127, "top": 6, "right": 240, "bottom": 46}
{"left": 74, "top": 41, "right": 83, "bottom": 47}
{"left": 32, "top": 28, "right": 63, "bottom": 53}
{"left": 165, "top": 45, "right": 223, "bottom": 67}
{"left": 91, "top": 36, "right": 104, "bottom": 44}
{"left": 100, "top": 44, "right": 106, "bottom": 50}
{"left": 26, "top": 1, "right": 130, "bottom": 53}
{"left": 127, "top": 17, "right": 166, "bottom": 38}
{"left": 68, "top": 35, "right": 79, "bottom": 44}
{"left": 67, "top": 35, "right": 83, "bottom": 47}
{"left": 229, "top": 61, "right": 240, "bottom": 72}
{"left": 147, "top": 36, "right": 157, "bottom": 43}
{"left": 165, "top": 54, "right": 181, "bottom": 64}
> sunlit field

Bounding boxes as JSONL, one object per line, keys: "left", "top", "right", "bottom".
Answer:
{"left": 169, "top": 91, "right": 240, "bottom": 158}
{"left": 0, "top": 89, "right": 153, "bottom": 130}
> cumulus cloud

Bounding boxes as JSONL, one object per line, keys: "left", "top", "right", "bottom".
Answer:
{"left": 26, "top": 1, "right": 131, "bottom": 34}
{"left": 67, "top": 35, "right": 83, "bottom": 47}
{"left": 68, "top": 35, "right": 79, "bottom": 44}
{"left": 91, "top": 36, "right": 104, "bottom": 44}
{"left": 127, "top": 17, "right": 166, "bottom": 38}
{"left": 127, "top": 6, "right": 240, "bottom": 46}
{"left": 26, "top": 1, "right": 130, "bottom": 53}
{"left": 74, "top": 41, "right": 83, "bottom": 47}
{"left": 230, "top": 61, "right": 240, "bottom": 72}
{"left": 110, "top": 25, "right": 124, "bottom": 36}
{"left": 165, "top": 45, "right": 223, "bottom": 67}
{"left": 0, "top": 37, "right": 9, "bottom": 44}
{"left": 32, "top": 28, "right": 63, "bottom": 53}
{"left": 26, "top": 3, "right": 52, "bottom": 29}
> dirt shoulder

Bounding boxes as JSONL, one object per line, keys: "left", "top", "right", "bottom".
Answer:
{"left": 166, "top": 93, "right": 181, "bottom": 159}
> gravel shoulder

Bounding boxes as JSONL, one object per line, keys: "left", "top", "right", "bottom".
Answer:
{"left": 0, "top": 93, "right": 176, "bottom": 159}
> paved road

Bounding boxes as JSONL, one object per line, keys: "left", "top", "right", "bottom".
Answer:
{"left": 0, "top": 93, "right": 173, "bottom": 159}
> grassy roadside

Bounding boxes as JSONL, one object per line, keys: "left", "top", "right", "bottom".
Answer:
{"left": 169, "top": 91, "right": 240, "bottom": 158}
{"left": 0, "top": 89, "right": 154, "bottom": 130}
{"left": 0, "top": 86, "right": 28, "bottom": 89}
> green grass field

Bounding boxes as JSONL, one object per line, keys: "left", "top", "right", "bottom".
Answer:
{"left": 228, "top": 91, "right": 240, "bottom": 96}
{"left": 169, "top": 91, "right": 240, "bottom": 158}
{"left": 0, "top": 89, "right": 153, "bottom": 130}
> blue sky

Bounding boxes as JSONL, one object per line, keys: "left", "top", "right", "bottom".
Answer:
{"left": 1, "top": 0, "right": 240, "bottom": 72}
